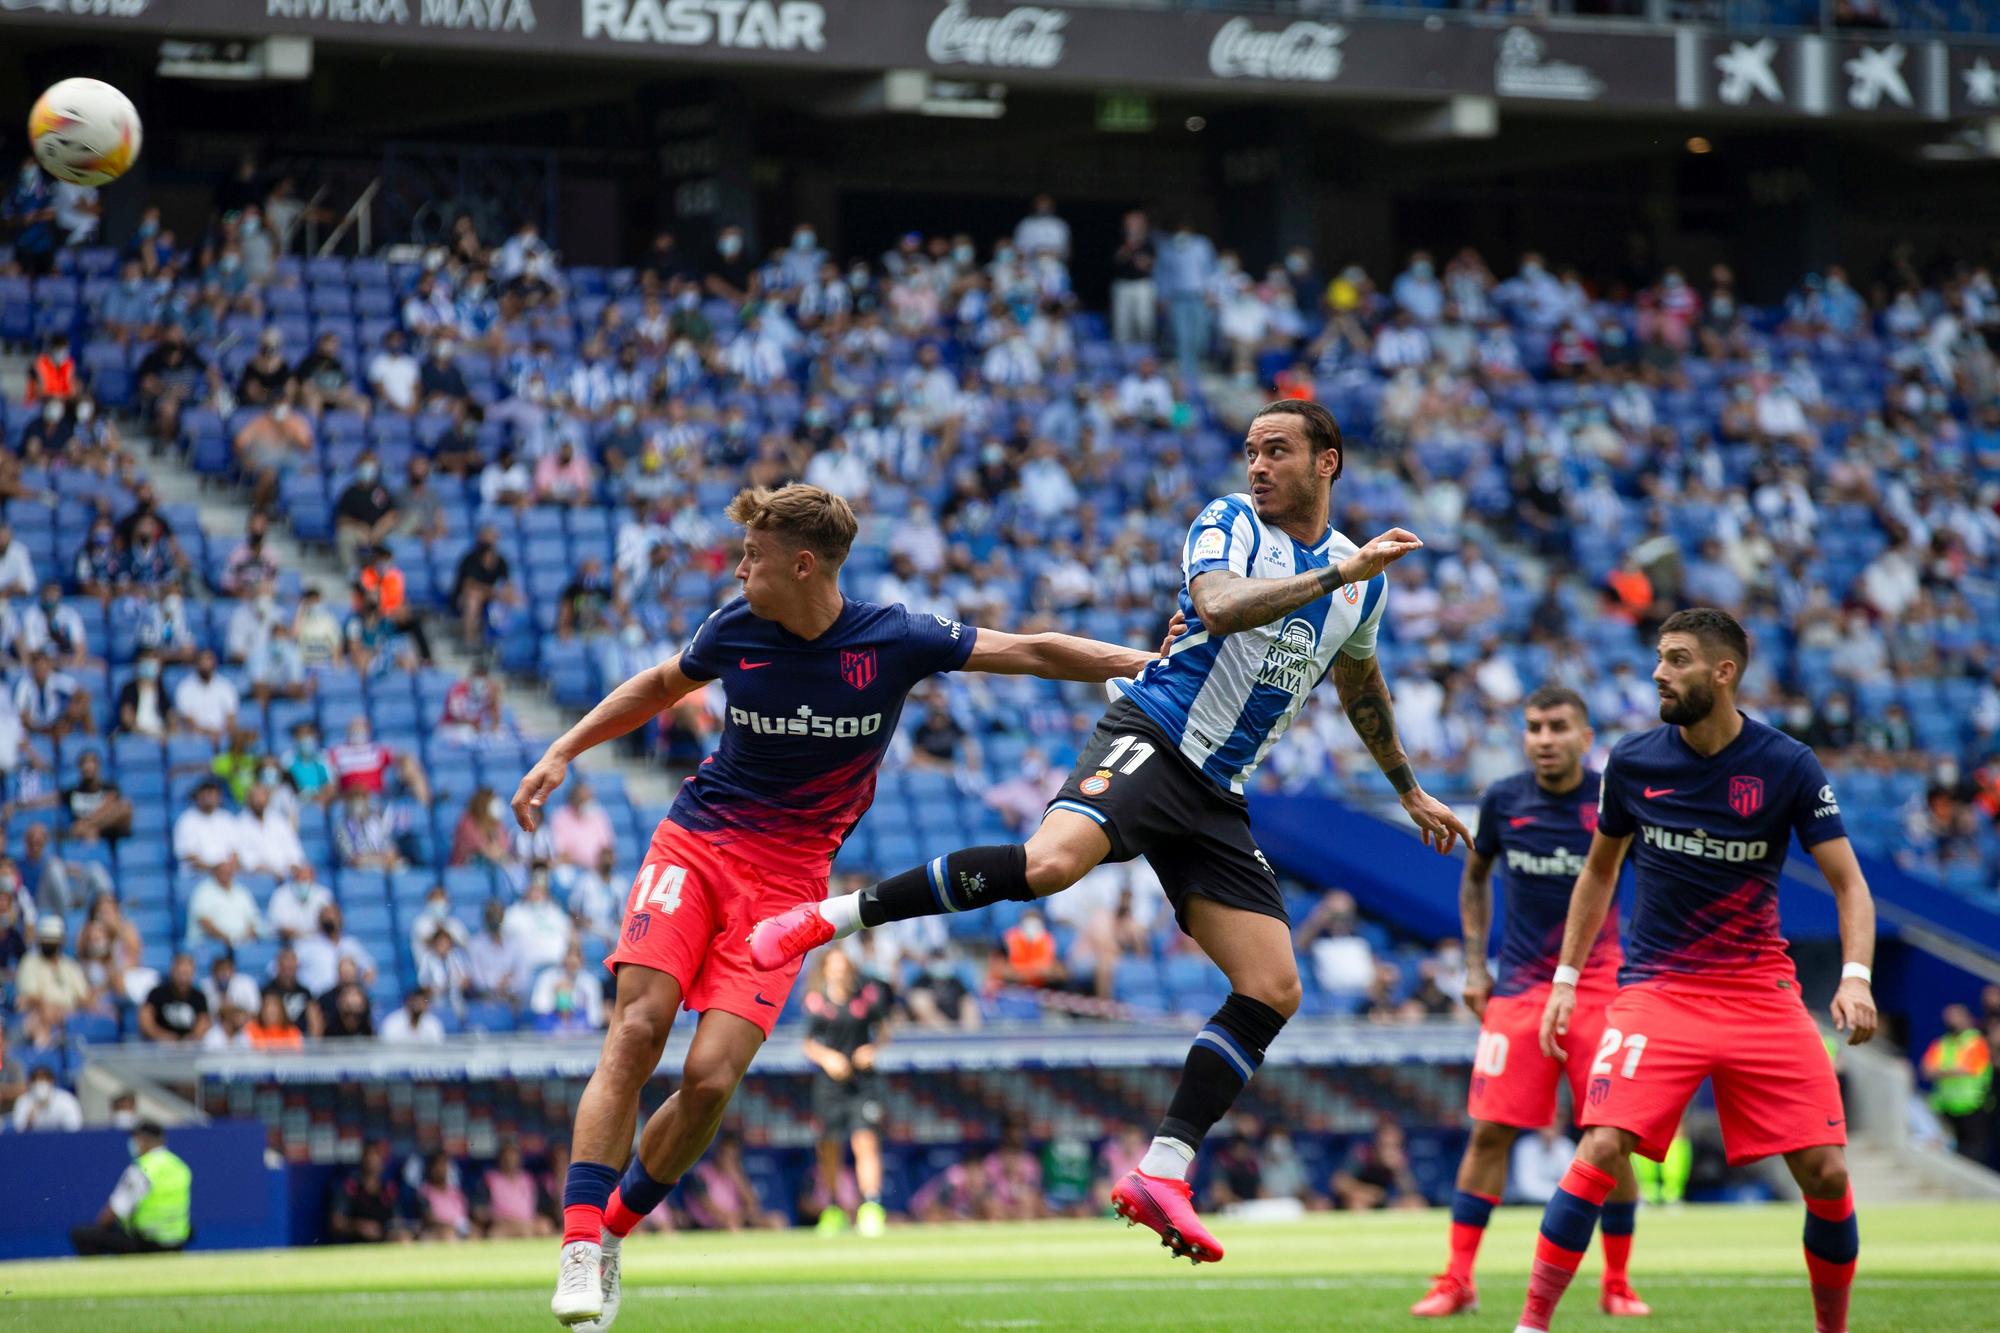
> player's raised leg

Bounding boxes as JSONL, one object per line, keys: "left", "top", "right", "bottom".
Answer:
{"left": 749, "top": 809, "right": 1108, "bottom": 970}
{"left": 554, "top": 963, "right": 682, "bottom": 1326}
{"left": 1113, "top": 896, "right": 1298, "bottom": 1265}
{"left": 1413, "top": 1118, "right": 1516, "bottom": 1316}
{"left": 1787, "top": 1145, "right": 1858, "bottom": 1333}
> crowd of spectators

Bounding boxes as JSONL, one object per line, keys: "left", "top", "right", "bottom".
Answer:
{"left": 5, "top": 146, "right": 2000, "bottom": 1214}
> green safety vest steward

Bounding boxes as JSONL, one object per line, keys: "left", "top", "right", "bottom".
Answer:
{"left": 1928, "top": 1031, "right": 1994, "bottom": 1118}
{"left": 130, "top": 1147, "right": 192, "bottom": 1246}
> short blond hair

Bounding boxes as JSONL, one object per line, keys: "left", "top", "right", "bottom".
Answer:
{"left": 725, "top": 484, "right": 858, "bottom": 567}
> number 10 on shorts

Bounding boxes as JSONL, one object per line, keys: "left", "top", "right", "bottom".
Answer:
{"left": 629, "top": 863, "right": 687, "bottom": 916}
{"left": 1593, "top": 1027, "right": 1649, "bottom": 1079}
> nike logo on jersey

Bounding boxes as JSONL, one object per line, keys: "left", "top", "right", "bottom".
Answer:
{"left": 1643, "top": 786, "right": 1676, "bottom": 799}
{"left": 739, "top": 659, "right": 773, "bottom": 670}
{"left": 753, "top": 994, "right": 778, "bottom": 1008}
{"left": 1509, "top": 816, "right": 1536, "bottom": 828}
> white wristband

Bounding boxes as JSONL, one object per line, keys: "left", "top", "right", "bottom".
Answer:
{"left": 1552, "top": 965, "right": 1581, "bottom": 987}
{"left": 1841, "top": 962, "right": 1872, "bottom": 984}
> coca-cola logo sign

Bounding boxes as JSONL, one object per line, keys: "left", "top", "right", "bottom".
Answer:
{"left": 1208, "top": 17, "right": 1344, "bottom": 83}
{"left": 926, "top": 1, "right": 1066, "bottom": 70}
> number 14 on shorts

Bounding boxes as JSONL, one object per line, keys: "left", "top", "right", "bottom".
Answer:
{"left": 630, "top": 863, "right": 688, "bottom": 916}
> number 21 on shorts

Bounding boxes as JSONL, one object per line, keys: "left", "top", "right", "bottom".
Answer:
{"left": 1593, "top": 1027, "right": 1649, "bottom": 1079}
{"left": 629, "top": 862, "right": 687, "bottom": 916}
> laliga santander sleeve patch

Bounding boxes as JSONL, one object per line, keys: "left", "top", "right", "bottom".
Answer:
{"left": 1192, "top": 527, "right": 1228, "bottom": 563}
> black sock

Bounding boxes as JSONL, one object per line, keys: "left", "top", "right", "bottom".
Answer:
{"left": 857, "top": 845, "right": 1033, "bottom": 927}
{"left": 1157, "top": 992, "right": 1288, "bottom": 1149}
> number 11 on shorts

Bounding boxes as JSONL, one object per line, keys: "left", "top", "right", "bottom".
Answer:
{"left": 630, "top": 863, "right": 687, "bottom": 916}
{"left": 1593, "top": 1027, "right": 1648, "bottom": 1079}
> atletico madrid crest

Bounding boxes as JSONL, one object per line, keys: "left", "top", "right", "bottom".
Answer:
{"left": 841, "top": 649, "right": 877, "bottom": 690}
{"left": 1728, "top": 775, "right": 1764, "bottom": 818}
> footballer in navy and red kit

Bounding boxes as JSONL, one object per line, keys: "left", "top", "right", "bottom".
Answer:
{"left": 604, "top": 598, "right": 974, "bottom": 1036}
{"left": 1466, "top": 769, "right": 1625, "bottom": 1131}
{"left": 1581, "top": 714, "right": 1849, "bottom": 1164}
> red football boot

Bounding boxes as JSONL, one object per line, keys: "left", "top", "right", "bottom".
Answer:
{"left": 1110, "top": 1170, "right": 1224, "bottom": 1265}
{"left": 1599, "top": 1279, "right": 1652, "bottom": 1316}
{"left": 747, "top": 903, "right": 834, "bottom": 972}
{"left": 1410, "top": 1273, "right": 1480, "bottom": 1317}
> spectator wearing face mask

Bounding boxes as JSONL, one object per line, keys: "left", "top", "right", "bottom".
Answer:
{"left": 266, "top": 865, "right": 334, "bottom": 947}
{"left": 140, "top": 952, "right": 211, "bottom": 1044}
{"left": 297, "top": 907, "right": 377, "bottom": 996}
{"left": 61, "top": 749, "right": 132, "bottom": 844}
{"left": 439, "top": 663, "right": 503, "bottom": 743}
{"left": 18, "top": 914, "right": 96, "bottom": 1047}
{"left": 13, "top": 1064, "right": 84, "bottom": 1131}
{"left": 504, "top": 868, "right": 572, "bottom": 978}
{"left": 25, "top": 334, "right": 77, "bottom": 404}
{"left": 13, "top": 649, "right": 91, "bottom": 740}
{"left": 466, "top": 899, "right": 528, "bottom": 1004}
{"left": 419, "top": 338, "right": 471, "bottom": 413}
{"left": 529, "top": 941, "right": 605, "bottom": 1033}
{"left": 452, "top": 526, "right": 518, "bottom": 653}
{"left": 367, "top": 329, "right": 421, "bottom": 415}
{"left": 335, "top": 789, "right": 405, "bottom": 872}
{"left": 291, "top": 588, "right": 343, "bottom": 668}
{"left": 296, "top": 330, "right": 370, "bottom": 419}
{"left": 238, "top": 327, "right": 296, "bottom": 407}
{"left": 183, "top": 857, "right": 262, "bottom": 951}
{"left": 115, "top": 649, "right": 170, "bottom": 738}
{"left": 334, "top": 452, "right": 401, "bottom": 572}
{"left": 705, "top": 224, "right": 753, "bottom": 302}
{"left": 284, "top": 722, "right": 334, "bottom": 804}
{"left": 172, "top": 648, "right": 239, "bottom": 741}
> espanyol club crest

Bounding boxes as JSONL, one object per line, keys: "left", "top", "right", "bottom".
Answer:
{"left": 1079, "top": 770, "right": 1112, "bottom": 797}
{"left": 841, "top": 649, "right": 877, "bottom": 690}
{"left": 1728, "top": 775, "right": 1765, "bottom": 818}
{"left": 1579, "top": 802, "right": 1598, "bottom": 833}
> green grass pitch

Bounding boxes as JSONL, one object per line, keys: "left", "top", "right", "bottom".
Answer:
{"left": 4, "top": 1202, "right": 1995, "bottom": 1330}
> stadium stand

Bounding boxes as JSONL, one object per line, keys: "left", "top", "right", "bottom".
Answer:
{"left": 5, "top": 162, "right": 2000, "bottom": 1221}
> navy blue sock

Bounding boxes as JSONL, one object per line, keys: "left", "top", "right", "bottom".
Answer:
{"left": 604, "top": 1159, "right": 673, "bottom": 1237}
{"left": 1600, "top": 1200, "right": 1637, "bottom": 1237}
{"left": 562, "top": 1160, "right": 619, "bottom": 1244}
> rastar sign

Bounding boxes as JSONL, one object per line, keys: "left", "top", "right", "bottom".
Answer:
{"left": 581, "top": 0, "right": 826, "bottom": 49}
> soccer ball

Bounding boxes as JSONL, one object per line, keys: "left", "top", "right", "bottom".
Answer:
{"left": 28, "top": 78, "right": 142, "bottom": 187}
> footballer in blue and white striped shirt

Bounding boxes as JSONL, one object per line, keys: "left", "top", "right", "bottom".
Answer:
{"left": 751, "top": 398, "right": 1469, "bottom": 1266}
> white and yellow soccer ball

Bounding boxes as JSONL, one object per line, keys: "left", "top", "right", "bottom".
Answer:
{"left": 28, "top": 78, "right": 143, "bottom": 187}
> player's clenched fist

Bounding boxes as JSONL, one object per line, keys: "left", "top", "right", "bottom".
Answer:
{"left": 1539, "top": 983, "right": 1576, "bottom": 1059}
{"left": 511, "top": 752, "right": 569, "bottom": 832}
{"left": 1831, "top": 975, "right": 1878, "bottom": 1045}
{"left": 1338, "top": 527, "right": 1424, "bottom": 585}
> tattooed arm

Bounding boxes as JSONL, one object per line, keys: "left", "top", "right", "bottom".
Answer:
{"left": 1330, "top": 651, "right": 1470, "bottom": 854}
{"left": 1189, "top": 527, "right": 1423, "bottom": 637}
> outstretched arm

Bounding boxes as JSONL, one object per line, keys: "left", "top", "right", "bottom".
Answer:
{"left": 1188, "top": 527, "right": 1421, "bottom": 637}
{"left": 1538, "top": 830, "right": 1631, "bottom": 1058}
{"left": 964, "top": 629, "right": 1153, "bottom": 683}
{"left": 1809, "top": 835, "right": 1878, "bottom": 1045}
{"left": 1329, "top": 651, "right": 1469, "bottom": 852}
{"left": 512, "top": 654, "right": 701, "bottom": 830}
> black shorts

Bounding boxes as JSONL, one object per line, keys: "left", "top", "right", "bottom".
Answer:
{"left": 813, "top": 1071, "right": 886, "bottom": 1140}
{"left": 1048, "top": 696, "right": 1284, "bottom": 931}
